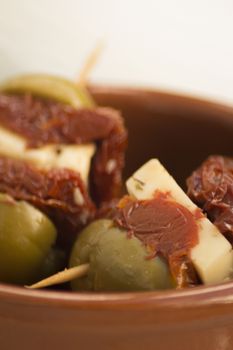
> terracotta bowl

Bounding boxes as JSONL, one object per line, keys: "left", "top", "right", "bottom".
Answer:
{"left": 1, "top": 86, "right": 233, "bottom": 350}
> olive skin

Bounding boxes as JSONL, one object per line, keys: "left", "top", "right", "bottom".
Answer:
{"left": 69, "top": 219, "right": 173, "bottom": 291}
{"left": 0, "top": 194, "right": 57, "bottom": 284}
{"left": 0, "top": 74, "right": 94, "bottom": 108}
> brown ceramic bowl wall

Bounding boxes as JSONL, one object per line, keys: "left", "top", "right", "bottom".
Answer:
{"left": 1, "top": 86, "right": 233, "bottom": 350}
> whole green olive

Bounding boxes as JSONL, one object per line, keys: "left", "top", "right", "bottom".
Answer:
{"left": 0, "top": 74, "right": 94, "bottom": 108}
{"left": 69, "top": 219, "right": 173, "bottom": 291}
{"left": 0, "top": 193, "right": 57, "bottom": 285}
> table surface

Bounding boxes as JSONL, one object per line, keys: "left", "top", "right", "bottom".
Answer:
{"left": 0, "top": 0, "right": 232, "bottom": 106}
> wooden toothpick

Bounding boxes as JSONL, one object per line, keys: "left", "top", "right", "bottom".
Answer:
{"left": 26, "top": 263, "right": 89, "bottom": 289}
{"left": 78, "top": 40, "right": 105, "bottom": 86}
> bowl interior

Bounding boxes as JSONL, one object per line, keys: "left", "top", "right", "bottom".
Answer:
{"left": 1, "top": 86, "right": 233, "bottom": 305}
{"left": 91, "top": 86, "right": 233, "bottom": 188}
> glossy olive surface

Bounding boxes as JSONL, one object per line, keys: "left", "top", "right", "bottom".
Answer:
{"left": 0, "top": 74, "right": 94, "bottom": 108}
{"left": 70, "top": 219, "right": 173, "bottom": 291}
{"left": 0, "top": 193, "right": 57, "bottom": 284}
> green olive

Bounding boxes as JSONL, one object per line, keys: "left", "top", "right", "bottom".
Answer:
{"left": 0, "top": 74, "right": 94, "bottom": 108}
{"left": 69, "top": 219, "right": 173, "bottom": 291}
{"left": 0, "top": 193, "right": 57, "bottom": 284}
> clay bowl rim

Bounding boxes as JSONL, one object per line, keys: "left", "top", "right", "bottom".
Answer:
{"left": 1, "top": 85, "right": 233, "bottom": 311}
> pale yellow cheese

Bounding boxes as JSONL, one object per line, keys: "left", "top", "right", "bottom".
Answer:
{"left": 126, "top": 159, "right": 233, "bottom": 285}
{"left": 0, "top": 126, "right": 95, "bottom": 186}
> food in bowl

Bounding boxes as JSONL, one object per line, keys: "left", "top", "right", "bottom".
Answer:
{"left": 187, "top": 155, "right": 233, "bottom": 243}
{"left": 0, "top": 73, "right": 232, "bottom": 292}
{"left": 0, "top": 74, "right": 127, "bottom": 284}
{"left": 66, "top": 158, "right": 232, "bottom": 291}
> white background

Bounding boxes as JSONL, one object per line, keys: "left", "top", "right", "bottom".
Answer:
{"left": 0, "top": 0, "right": 233, "bottom": 105}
